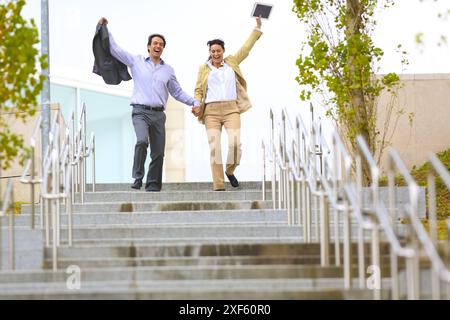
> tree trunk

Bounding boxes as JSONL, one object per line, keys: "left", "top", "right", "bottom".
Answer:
{"left": 346, "top": 0, "right": 372, "bottom": 185}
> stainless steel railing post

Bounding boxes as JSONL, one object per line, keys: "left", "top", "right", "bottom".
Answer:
{"left": 262, "top": 141, "right": 266, "bottom": 201}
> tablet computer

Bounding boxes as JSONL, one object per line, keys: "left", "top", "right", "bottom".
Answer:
{"left": 251, "top": 3, "right": 273, "bottom": 19}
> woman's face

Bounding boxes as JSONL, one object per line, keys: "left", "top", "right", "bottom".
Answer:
{"left": 209, "top": 44, "right": 224, "bottom": 66}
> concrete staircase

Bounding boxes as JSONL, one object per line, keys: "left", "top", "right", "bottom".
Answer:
{"left": 0, "top": 182, "right": 393, "bottom": 299}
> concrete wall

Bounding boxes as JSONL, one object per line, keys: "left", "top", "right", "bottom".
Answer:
{"left": 164, "top": 97, "right": 185, "bottom": 182}
{"left": 378, "top": 74, "right": 450, "bottom": 171}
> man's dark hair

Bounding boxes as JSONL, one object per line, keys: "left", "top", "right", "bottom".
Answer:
{"left": 148, "top": 34, "right": 166, "bottom": 47}
{"left": 207, "top": 39, "right": 225, "bottom": 50}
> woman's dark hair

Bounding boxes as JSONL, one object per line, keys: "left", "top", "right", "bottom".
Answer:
{"left": 207, "top": 39, "right": 225, "bottom": 50}
{"left": 148, "top": 34, "right": 166, "bottom": 47}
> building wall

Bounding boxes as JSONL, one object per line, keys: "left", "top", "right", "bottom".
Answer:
{"left": 378, "top": 74, "right": 450, "bottom": 171}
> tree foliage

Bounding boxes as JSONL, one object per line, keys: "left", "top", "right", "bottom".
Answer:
{"left": 292, "top": 0, "right": 406, "bottom": 182}
{"left": 0, "top": 0, "right": 46, "bottom": 170}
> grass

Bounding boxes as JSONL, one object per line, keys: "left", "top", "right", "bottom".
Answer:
{"left": 380, "top": 148, "right": 450, "bottom": 240}
{"left": 408, "top": 148, "right": 450, "bottom": 220}
{"left": 379, "top": 148, "right": 450, "bottom": 218}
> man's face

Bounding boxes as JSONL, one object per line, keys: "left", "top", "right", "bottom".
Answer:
{"left": 148, "top": 36, "right": 165, "bottom": 60}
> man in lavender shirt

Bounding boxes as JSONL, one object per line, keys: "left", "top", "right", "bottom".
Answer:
{"left": 98, "top": 18, "right": 199, "bottom": 192}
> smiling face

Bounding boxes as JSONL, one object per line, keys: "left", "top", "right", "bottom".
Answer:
{"left": 209, "top": 44, "right": 224, "bottom": 67}
{"left": 148, "top": 36, "right": 165, "bottom": 62}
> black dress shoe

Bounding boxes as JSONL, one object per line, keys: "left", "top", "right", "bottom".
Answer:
{"left": 225, "top": 172, "right": 239, "bottom": 188}
{"left": 145, "top": 188, "right": 161, "bottom": 192}
{"left": 131, "top": 179, "right": 142, "bottom": 189}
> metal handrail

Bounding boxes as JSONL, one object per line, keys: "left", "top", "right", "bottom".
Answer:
{"left": 386, "top": 148, "right": 421, "bottom": 300}
{"left": 0, "top": 179, "right": 16, "bottom": 270}
{"left": 263, "top": 107, "right": 450, "bottom": 300}
{"left": 419, "top": 154, "right": 450, "bottom": 299}
{"left": 19, "top": 115, "right": 43, "bottom": 229}
{"left": 3, "top": 102, "right": 96, "bottom": 273}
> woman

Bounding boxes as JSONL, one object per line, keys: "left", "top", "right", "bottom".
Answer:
{"left": 193, "top": 17, "right": 263, "bottom": 191}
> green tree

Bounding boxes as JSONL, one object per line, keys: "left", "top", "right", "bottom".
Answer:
{"left": 292, "top": 0, "right": 406, "bottom": 183}
{"left": 0, "top": 0, "right": 46, "bottom": 170}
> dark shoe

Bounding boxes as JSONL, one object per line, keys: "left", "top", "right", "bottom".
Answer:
{"left": 225, "top": 172, "right": 239, "bottom": 188}
{"left": 131, "top": 179, "right": 142, "bottom": 190}
{"left": 145, "top": 186, "right": 161, "bottom": 192}
{"left": 214, "top": 188, "right": 225, "bottom": 191}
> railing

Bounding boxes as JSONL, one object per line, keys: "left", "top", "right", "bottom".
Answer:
{"left": 263, "top": 106, "right": 450, "bottom": 299}
{"left": 2, "top": 102, "right": 97, "bottom": 272}
{"left": 0, "top": 179, "right": 16, "bottom": 270}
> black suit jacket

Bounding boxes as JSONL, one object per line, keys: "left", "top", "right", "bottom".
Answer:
{"left": 92, "top": 24, "right": 132, "bottom": 85}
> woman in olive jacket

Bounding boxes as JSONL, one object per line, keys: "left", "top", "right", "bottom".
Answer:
{"left": 192, "top": 17, "right": 263, "bottom": 191}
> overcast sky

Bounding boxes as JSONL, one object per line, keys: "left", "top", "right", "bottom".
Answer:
{"left": 21, "top": 0, "right": 450, "bottom": 180}
{"left": 21, "top": 0, "right": 450, "bottom": 120}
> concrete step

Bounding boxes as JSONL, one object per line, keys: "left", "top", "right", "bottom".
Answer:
{"left": 13, "top": 209, "right": 287, "bottom": 226}
{"left": 0, "top": 278, "right": 392, "bottom": 300}
{"left": 1, "top": 228, "right": 44, "bottom": 270}
{"left": 55, "top": 224, "right": 303, "bottom": 241}
{"left": 0, "top": 265, "right": 346, "bottom": 284}
{"left": 0, "top": 287, "right": 389, "bottom": 300}
{"left": 75, "top": 190, "right": 268, "bottom": 202}
{"left": 49, "top": 242, "right": 392, "bottom": 259}
{"left": 62, "top": 237, "right": 308, "bottom": 246}
{"left": 33, "top": 221, "right": 398, "bottom": 246}
{"left": 48, "top": 255, "right": 394, "bottom": 269}
{"left": 21, "top": 200, "right": 272, "bottom": 214}
{"left": 85, "top": 181, "right": 268, "bottom": 192}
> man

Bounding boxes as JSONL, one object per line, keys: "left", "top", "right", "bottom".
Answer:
{"left": 97, "top": 17, "right": 199, "bottom": 192}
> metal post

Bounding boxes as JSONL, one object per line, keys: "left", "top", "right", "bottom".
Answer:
{"left": 371, "top": 226, "right": 381, "bottom": 300}
{"left": 358, "top": 226, "right": 365, "bottom": 288}
{"left": 301, "top": 179, "right": 308, "bottom": 242}
{"left": 45, "top": 198, "right": 50, "bottom": 247}
{"left": 262, "top": 142, "right": 266, "bottom": 201}
{"left": 296, "top": 180, "right": 301, "bottom": 227}
{"left": 291, "top": 176, "right": 295, "bottom": 225}
{"left": 9, "top": 188, "right": 15, "bottom": 271}
{"left": 314, "top": 193, "right": 319, "bottom": 242}
{"left": 83, "top": 104, "right": 87, "bottom": 195}
{"left": 428, "top": 175, "right": 440, "bottom": 299}
{"left": 0, "top": 210, "right": 2, "bottom": 271}
{"left": 270, "top": 110, "right": 276, "bottom": 210}
{"left": 80, "top": 152, "right": 85, "bottom": 204}
{"left": 67, "top": 168, "right": 73, "bottom": 247}
{"left": 281, "top": 112, "right": 287, "bottom": 210}
{"left": 390, "top": 250, "right": 399, "bottom": 300}
{"left": 343, "top": 200, "right": 352, "bottom": 289}
{"left": 306, "top": 186, "right": 311, "bottom": 243}
{"left": 30, "top": 147, "right": 36, "bottom": 229}
{"left": 333, "top": 144, "right": 341, "bottom": 267}
{"left": 91, "top": 135, "right": 96, "bottom": 189}
{"left": 278, "top": 166, "right": 282, "bottom": 210}
{"left": 51, "top": 150, "right": 58, "bottom": 272}
{"left": 320, "top": 191, "right": 330, "bottom": 266}
{"left": 41, "top": 0, "right": 51, "bottom": 164}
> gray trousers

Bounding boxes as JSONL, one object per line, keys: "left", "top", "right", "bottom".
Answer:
{"left": 131, "top": 107, "right": 166, "bottom": 190}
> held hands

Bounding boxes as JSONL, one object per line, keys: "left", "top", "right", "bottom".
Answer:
{"left": 98, "top": 17, "right": 108, "bottom": 25}
{"left": 191, "top": 106, "right": 200, "bottom": 117}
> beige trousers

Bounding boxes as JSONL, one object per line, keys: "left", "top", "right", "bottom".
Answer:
{"left": 204, "top": 101, "right": 241, "bottom": 190}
